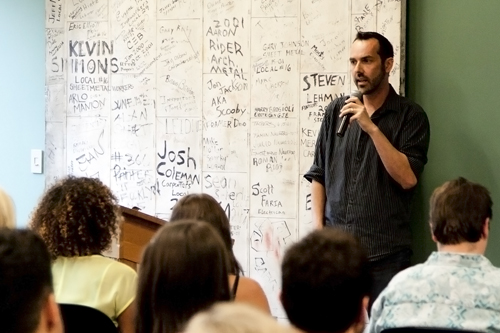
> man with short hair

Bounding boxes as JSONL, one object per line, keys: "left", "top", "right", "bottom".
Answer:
{"left": 0, "top": 228, "right": 63, "bottom": 333}
{"left": 305, "top": 31, "right": 430, "bottom": 307}
{"left": 281, "top": 228, "right": 372, "bottom": 333}
{"left": 367, "top": 177, "right": 500, "bottom": 333}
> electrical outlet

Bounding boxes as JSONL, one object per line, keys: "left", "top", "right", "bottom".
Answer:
{"left": 31, "top": 149, "right": 43, "bottom": 174}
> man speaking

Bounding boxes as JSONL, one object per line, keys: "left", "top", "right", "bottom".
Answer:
{"left": 304, "top": 31, "right": 430, "bottom": 309}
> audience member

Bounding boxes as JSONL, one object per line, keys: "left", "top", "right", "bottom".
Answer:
{"left": 30, "top": 176, "right": 136, "bottom": 333}
{"left": 170, "top": 193, "right": 271, "bottom": 313}
{"left": 135, "top": 219, "right": 232, "bottom": 333}
{"left": 185, "top": 302, "right": 298, "bottom": 333}
{"left": 368, "top": 177, "right": 500, "bottom": 332}
{"left": 0, "top": 186, "right": 16, "bottom": 228}
{"left": 0, "top": 228, "right": 63, "bottom": 333}
{"left": 281, "top": 228, "right": 371, "bottom": 333}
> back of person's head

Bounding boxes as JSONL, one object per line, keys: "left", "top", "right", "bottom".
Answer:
{"left": 170, "top": 193, "right": 242, "bottom": 275}
{"left": 0, "top": 228, "right": 62, "bottom": 333}
{"left": 281, "top": 228, "right": 371, "bottom": 333}
{"left": 354, "top": 31, "right": 394, "bottom": 63}
{"left": 430, "top": 177, "right": 492, "bottom": 245}
{"left": 30, "top": 176, "right": 120, "bottom": 258}
{"left": 0, "top": 186, "right": 16, "bottom": 228}
{"left": 136, "top": 219, "right": 232, "bottom": 333}
{"left": 184, "top": 302, "right": 297, "bottom": 333}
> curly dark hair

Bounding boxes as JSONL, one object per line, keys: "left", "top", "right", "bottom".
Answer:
{"left": 30, "top": 176, "right": 121, "bottom": 258}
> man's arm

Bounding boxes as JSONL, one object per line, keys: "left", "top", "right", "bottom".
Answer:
{"left": 311, "top": 180, "right": 326, "bottom": 229}
{"left": 340, "top": 99, "right": 417, "bottom": 190}
{"left": 367, "top": 127, "right": 416, "bottom": 189}
{"left": 305, "top": 99, "right": 337, "bottom": 228}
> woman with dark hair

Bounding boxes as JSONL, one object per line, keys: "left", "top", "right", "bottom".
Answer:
{"left": 30, "top": 176, "right": 136, "bottom": 333}
{"left": 170, "top": 193, "right": 271, "bottom": 314}
{"left": 135, "top": 219, "right": 232, "bottom": 333}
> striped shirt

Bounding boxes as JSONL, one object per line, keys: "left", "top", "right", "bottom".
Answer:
{"left": 304, "top": 85, "right": 430, "bottom": 260}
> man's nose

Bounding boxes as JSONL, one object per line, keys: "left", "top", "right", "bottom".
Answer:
{"left": 353, "top": 62, "right": 362, "bottom": 73}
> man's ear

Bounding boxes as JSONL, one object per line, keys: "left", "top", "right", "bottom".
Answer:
{"left": 358, "top": 296, "right": 369, "bottom": 322}
{"left": 362, "top": 295, "right": 369, "bottom": 311}
{"left": 482, "top": 218, "right": 490, "bottom": 239}
{"left": 429, "top": 224, "right": 438, "bottom": 243}
{"left": 384, "top": 57, "right": 394, "bottom": 74}
{"left": 357, "top": 296, "right": 370, "bottom": 327}
{"left": 39, "top": 293, "right": 63, "bottom": 333}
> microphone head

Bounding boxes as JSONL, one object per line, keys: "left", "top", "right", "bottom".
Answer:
{"left": 351, "top": 90, "right": 363, "bottom": 102}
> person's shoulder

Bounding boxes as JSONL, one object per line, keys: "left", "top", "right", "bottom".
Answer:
{"left": 52, "top": 256, "right": 67, "bottom": 265}
{"left": 104, "top": 257, "right": 137, "bottom": 276}
{"left": 384, "top": 263, "right": 426, "bottom": 290}
{"left": 390, "top": 93, "right": 429, "bottom": 133}
{"left": 489, "top": 263, "right": 500, "bottom": 274}
{"left": 393, "top": 92, "right": 427, "bottom": 115}
{"left": 238, "top": 276, "right": 265, "bottom": 293}
{"left": 480, "top": 256, "right": 500, "bottom": 277}
{"left": 84, "top": 255, "right": 137, "bottom": 277}
{"left": 234, "top": 276, "right": 271, "bottom": 314}
{"left": 373, "top": 264, "right": 427, "bottom": 310}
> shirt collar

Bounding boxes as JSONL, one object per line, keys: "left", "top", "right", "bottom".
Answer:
{"left": 426, "top": 251, "right": 492, "bottom": 269}
{"left": 371, "top": 84, "right": 399, "bottom": 119}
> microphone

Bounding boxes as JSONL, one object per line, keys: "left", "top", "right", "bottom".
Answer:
{"left": 336, "top": 90, "right": 363, "bottom": 137}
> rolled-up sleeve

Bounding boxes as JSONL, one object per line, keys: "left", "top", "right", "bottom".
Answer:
{"left": 398, "top": 106, "right": 430, "bottom": 180}
{"left": 304, "top": 103, "right": 335, "bottom": 186}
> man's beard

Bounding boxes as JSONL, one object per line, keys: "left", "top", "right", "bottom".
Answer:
{"left": 355, "top": 67, "right": 385, "bottom": 95}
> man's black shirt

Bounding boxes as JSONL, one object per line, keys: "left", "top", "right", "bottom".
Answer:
{"left": 304, "top": 86, "right": 430, "bottom": 260}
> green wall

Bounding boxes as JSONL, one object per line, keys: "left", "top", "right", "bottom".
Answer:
{"left": 407, "top": 0, "right": 500, "bottom": 265}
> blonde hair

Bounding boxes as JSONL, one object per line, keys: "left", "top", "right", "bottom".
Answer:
{"left": 0, "top": 187, "right": 15, "bottom": 228}
{"left": 184, "top": 302, "right": 298, "bottom": 333}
